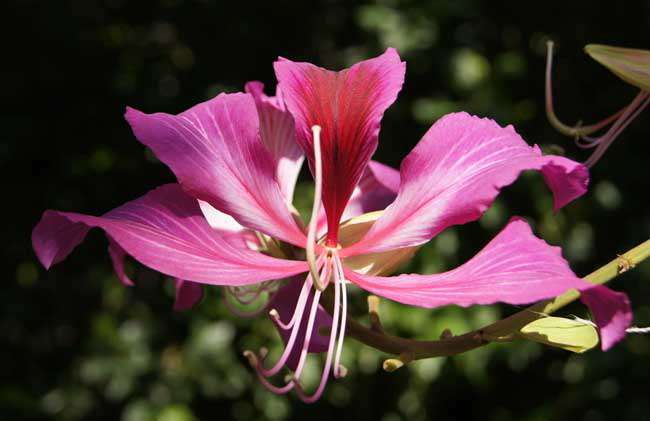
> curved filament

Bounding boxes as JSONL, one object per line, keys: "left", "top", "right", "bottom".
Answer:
{"left": 306, "top": 125, "right": 326, "bottom": 291}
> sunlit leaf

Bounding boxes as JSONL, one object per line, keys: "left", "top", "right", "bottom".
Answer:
{"left": 518, "top": 316, "right": 599, "bottom": 353}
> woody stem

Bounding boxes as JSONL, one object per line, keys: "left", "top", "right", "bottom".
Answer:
{"left": 321, "top": 239, "right": 650, "bottom": 363}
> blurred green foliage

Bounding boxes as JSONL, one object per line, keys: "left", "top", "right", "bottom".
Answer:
{"left": 2, "top": 0, "right": 649, "bottom": 420}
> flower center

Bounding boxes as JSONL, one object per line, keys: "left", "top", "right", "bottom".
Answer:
{"left": 241, "top": 125, "right": 351, "bottom": 401}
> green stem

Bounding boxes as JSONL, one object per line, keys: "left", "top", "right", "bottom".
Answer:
{"left": 330, "top": 239, "right": 649, "bottom": 363}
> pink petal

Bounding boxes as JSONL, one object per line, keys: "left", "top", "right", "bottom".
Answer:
{"left": 197, "top": 200, "right": 258, "bottom": 249}
{"left": 174, "top": 279, "right": 204, "bottom": 311}
{"left": 267, "top": 278, "right": 332, "bottom": 370}
{"left": 342, "top": 160, "right": 401, "bottom": 222}
{"left": 343, "top": 112, "right": 589, "bottom": 256}
{"left": 107, "top": 237, "right": 135, "bottom": 286}
{"left": 580, "top": 285, "right": 632, "bottom": 350}
{"left": 345, "top": 217, "right": 631, "bottom": 349}
{"left": 245, "top": 81, "right": 305, "bottom": 202}
{"left": 125, "top": 93, "right": 306, "bottom": 247}
{"left": 275, "top": 49, "right": 406, "bottom": 244}
{"left": 315, "top": 160, "right": 400, "bottom": 237}
{"left": 32, "top": 184, "right": 308, "bottom": 286}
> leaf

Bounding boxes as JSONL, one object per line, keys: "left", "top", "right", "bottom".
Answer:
{"left": 518, "top": 316, "right": 599, "bottom": 353}
{"left": 585, "top": 44, "right": 650, "bottom": 91}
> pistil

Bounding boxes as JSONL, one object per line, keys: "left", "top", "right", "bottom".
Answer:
{"left": 306, "top": 125, "right": 325, "bottom": 291}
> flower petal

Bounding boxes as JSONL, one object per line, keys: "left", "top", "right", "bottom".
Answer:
{"left": 342, "top": 160, "right": 400, "bottom": 223}
{"left": 245, "top": 81, "right": 305, "bottom": 202}
{"left": 107, "top": 237, "right": 135, "bottom": 286}
{"left": 125, "top": 93, "right": 306, "bottom": 247}
{"left": 580, "top": 285, "right": 632, "bottom": 350}
{"left": 338, "top": 211, "right": 417, "bottom": 276}
{"left": 267, "top": 278, "right": 332, "bottom": 370}
{"left": 315, "top": 160, "right": 400, "bottom": 238}
{"left": 197, "top": 200, "right": 258, "bottom": 249}
{"left": 345, "top": 217, "right": 631, "bottom": 349}
{"left": 174, "top": 279, "right": 204, "bottom": 311}
{"left": 32, "top": 184, "right": 308, "bottom": 286}
{"left": 344, "top": 112, "right": 589, "bottom": 256}
{"left": 275, "top": 49, "right": 405, "bottom": 243}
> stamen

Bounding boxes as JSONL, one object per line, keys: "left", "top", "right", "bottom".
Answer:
{"left": 545, "top": 40, "right": 627, "bottom": 138}
{"left": 584, "top": 91, "right": 650, "bottom": 167}
{"left": 252, "top": 272, "right": 317, "bottom": 378}
{"left": 243, "top": 349, "right": 295, "bottom": 394}
{"left": 291, "top": 252, "right": 351, "bottom": 402}
{"left": 291, "top": 263, "right": 339, "bottom": 403}
{"left": 268, "top": 257, "right": 324, "bottom": 331}
{"left": 332, "top": 252, "right": 348, "bottom": 378}
{"left": 292, "top": 260, "right": 333, "bottom": 378}
{"left": 306, "top": 125, "right": 326, "bottom": 291}
{"left": 243, "top": 262, "right": 332, "bottom": 396}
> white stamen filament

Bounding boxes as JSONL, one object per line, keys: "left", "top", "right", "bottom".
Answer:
{"left": 292, "top": 266, "right": 338, "bottom": 401}
{"left": 245, "top": 250, "right": 350, "bottom": 402}
{"left": 243, "top": 260, "right": 329, "bottom": 396}
{"left": 256, "top": 271, "right": 318, "bottom": 378}
{"left": 332, "top": 251, "right": 348, "bottom": 378}
{"left": 292, "top": 250, "right": 348, "bottom": 402}
{"left": 306, "top": 125, "right": 326, "bottom": 291}
{"left": 269, "top": 255, "right": 325, "bottom": 331}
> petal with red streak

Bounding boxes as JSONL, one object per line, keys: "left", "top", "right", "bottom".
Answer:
{"left": 315, "top": 160, "right": 400, "bottom": 238}
{"left": 275, "top": 49, "right": 405, "bottom": 243}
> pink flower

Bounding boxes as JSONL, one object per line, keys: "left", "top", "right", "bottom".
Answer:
{"left": 32, "top": 49, "right": 631, "bottom": 403}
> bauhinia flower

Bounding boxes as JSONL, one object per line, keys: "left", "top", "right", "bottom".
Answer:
{"left": 546, "top": 41, "right": 649, "bottom": 167}
{"left": 32, "top": 49, "right": 632, "bottom": 403}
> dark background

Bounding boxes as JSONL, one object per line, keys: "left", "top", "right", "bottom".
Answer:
{"left": 2, "top": 1, "right": 649, "bottom": 420}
